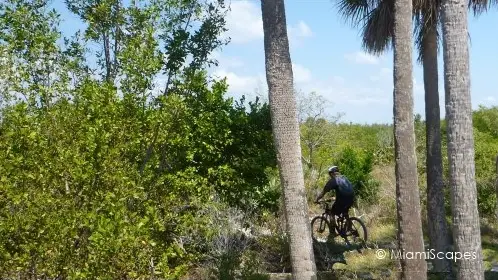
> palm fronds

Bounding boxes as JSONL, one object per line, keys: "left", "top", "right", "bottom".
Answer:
{"left": 468, "top": 0, "right": 497, "bottom": 16}
{"left": 361, "top": 0, "right": 394, "bottom": 55}
{"left": 413, "top": 0, "right": 441, "bottom": 63}
{"left": 336, "top": 0, "right": 375, "bottom": 28}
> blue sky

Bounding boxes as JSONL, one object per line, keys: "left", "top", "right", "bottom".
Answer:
{"left": 50, "top": 0, "right": 498, "bottom": 124}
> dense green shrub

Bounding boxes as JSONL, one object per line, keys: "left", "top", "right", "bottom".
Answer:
{"left": 474, "top": 129, "right": 498, "bottom": 218}
{"left": 335, "top": 146, "right": 380, "bottom": 205}
{"left": 0, "top": 74, "right": 277, "bottom": 278}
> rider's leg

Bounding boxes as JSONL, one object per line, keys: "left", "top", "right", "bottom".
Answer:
{"left": 330, "top": 201, "right": 343, "bottom": 235}
{"left": 343, "top": 196, "right": 354, "bottom": 229}
{"left": 333, "top": 199, "right": 349, "bottom": 235}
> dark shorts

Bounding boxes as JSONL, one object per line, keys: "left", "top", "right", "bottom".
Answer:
{"left": 331, "top": 196, "right": 354, "bottom": 216}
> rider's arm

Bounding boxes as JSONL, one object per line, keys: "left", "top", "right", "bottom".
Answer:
{"left": 315, "top": 179, "right": 335, "bottom": 203}
{"left": 315, "top": 188, "right": 326, "bottom": 203}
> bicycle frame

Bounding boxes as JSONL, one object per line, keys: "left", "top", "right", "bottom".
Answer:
{"left": 318, "top": 200, "right": 350, "bottom": 236}
{"left": 312, "top": 199, "right": 368, "bottom": 252}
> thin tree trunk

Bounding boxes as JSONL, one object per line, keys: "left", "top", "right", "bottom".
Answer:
{"left": 103, "top": 32, "right": 111, "bottom": 83}
{"left": 113, "top": 0, "right": 120, "bottom": 82}
{"left": 441, "top": 0, "right": 484, "bottom": 277}
{"left": 260, "top": 0, "right": 317, "bottom": 279}
{"left": 393, "top": 0, "right": 427, "bottom": 277}
{"left": 422, "top": 20, "right": 452, "bottom": 275}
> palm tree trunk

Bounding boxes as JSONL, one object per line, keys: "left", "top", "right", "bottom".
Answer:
{"left": 441, "top": 0, "right": 484, "bottom": 277}
{"left": 260, "top": 0, "right": 317, "bottom": 279}
{"left": 422, "top": 20, "right": 452, "bottom": 275}
{"left": 393, "top": 0, "right": 427, "bottom": 277}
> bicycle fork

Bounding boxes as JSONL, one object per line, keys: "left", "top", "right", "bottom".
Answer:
{"left": 318, "top": 213, "right": 328, "bottom": 232}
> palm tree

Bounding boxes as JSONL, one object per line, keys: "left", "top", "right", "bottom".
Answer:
{"left": 469, "top": 0, "right": 498, "bottom": 225}
{"left": 391, "top": 0, "right": 428, "bottom": 276}
{"left": 336, "top": 0, "right": 453, "bottom": 273}
{"left": 416, "top": 3, "right": 453, "bottom": 274}
{"left": 440, "top": 0, "right": 485, "bottom": 277}
{"left": 260, "top": 0, "right": 318, "bottom": 279}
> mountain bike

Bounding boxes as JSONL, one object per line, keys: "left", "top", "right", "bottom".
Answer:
{"left": 310, "top": 199, "right": 368, "bottom": 251}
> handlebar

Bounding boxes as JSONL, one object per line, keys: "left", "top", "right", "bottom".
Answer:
{"left": 316, "top": 198, "right": 335, "bottom": 205}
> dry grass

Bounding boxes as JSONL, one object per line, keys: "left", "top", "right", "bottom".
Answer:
{"left": 368, "top": 223, "right": 397, "bottom": 244}
{"left": 333, "top": 249, "right": 397, "bottom": 270}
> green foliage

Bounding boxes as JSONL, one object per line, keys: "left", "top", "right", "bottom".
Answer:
{"left": 0, "top": 0, "right": 73, "bottom": 107}
{"left": 0, "top": 0, "right": 278, "bottom": 277}
{"left": 335, "top": 146, "right": 380, "bottom": 205}
{"left": 373, "top": 125, "right": 395, "bottom": 165}
{"left": 422, "top": 107, "right": 498, "bottom": 218}
{"left": 0, "top": 74, "right": 277, "bottom": 278}
{"left": 473, "top": 107, "right": 498, "bottom": 217}
{"left": 1, "top": 0, "right": 497, "bottom": 278}
{"left": 64, "top": 0, "right": 228, "bottom": 83}
{"left": 473, "top": 105, "right": 498, "bottom": 138}
{"left": 298, "top": 114, "right": 393, "bottom": 201}
{"left": 164, "top": 73, "right": 277, "bottom": 213}
{"left": 1, "top": 80, "right": 209, "bottom": 278}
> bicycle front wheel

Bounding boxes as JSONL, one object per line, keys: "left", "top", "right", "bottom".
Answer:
{"left": 311, "top": 216, "right": 331, "bottom": 243}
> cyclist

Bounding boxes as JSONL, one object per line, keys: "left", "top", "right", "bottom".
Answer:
{"left": 314, "top": 165, "right": 355, "bottom": 217}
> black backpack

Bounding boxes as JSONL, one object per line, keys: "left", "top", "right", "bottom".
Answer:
{"left": 336, "top": 175, "right": 354, "bottom": 196}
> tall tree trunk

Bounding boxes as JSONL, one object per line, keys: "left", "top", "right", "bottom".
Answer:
{"left": 260, "top": 0, "right": 317, "bottom": 279}
{"left": 422, "top": 19, "right": 452, "bottom": 274}
{"left": 441, "top": 0, "right": 484, "bottom": 277}
{"left": 103, "top": 31, "right": 111, "bottom": 83}
{"left": 113, "top": 0, "right": 120, "bottom": 82}
{"left": 393, "top": 0, "right": 427, "bottom": 277}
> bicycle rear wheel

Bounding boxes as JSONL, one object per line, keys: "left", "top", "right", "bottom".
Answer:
{"left": 311, "top": 216, "right": 331, "bottom": 243}
{"left": 344, "top": 217, "right": 367, "bottom": 248}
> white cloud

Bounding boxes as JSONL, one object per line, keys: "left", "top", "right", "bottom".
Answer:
{"left": 208, "top": 51, "right": 245, "bottom": 69}
{"left": 222, "top": 57, "right": 245, "bottom": 68}
{"left": 212, "top": 69, "right": 265, "bottom": 96}
{"left": 210, "top": 63, "right": 312, "bottom": 104}
{"left": 222, "top": 0, "right": 263, "bottom": 44}
{"left": 345, "top": 51, "right": 380, "bottom": 65}
{"left": 289, "top": 20, "right": 313, "bottom": 38}
{"left": 292, "top": 63, "right": 312, "bottom": 83}
{"left": 288, "top": 21, "right": 313, "bottom": 48}
{"left": 297, "top": 75, "right": 391, "bottom": 108}
{"left": 334, "top": 75, "right": 347, "bottom": 84}
{"left": 222, "top": 1, "right": 312, "bottom": 46}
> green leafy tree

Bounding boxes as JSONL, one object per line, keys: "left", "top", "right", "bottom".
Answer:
{"left": 0, "top": 0, "right": 278, "bottom": 278}
{"left": 335, "top": 146, "right": 380, "bottom": 205}
{"left": 472, "top": 106, "right": 498, "bottom": 218}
